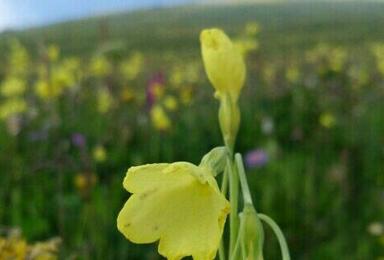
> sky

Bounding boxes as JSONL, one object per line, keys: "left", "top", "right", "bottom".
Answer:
{"left": 0, "top": 0, "right": 196, "bottom": 31}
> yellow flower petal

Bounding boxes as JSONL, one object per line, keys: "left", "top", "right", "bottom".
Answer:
{"left": 117, "top": 162, "right": 230, "bottom": 260}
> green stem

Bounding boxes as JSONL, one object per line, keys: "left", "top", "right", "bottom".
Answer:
{"left": 218, "top": 240, "right": 226, "bottom": 260}
{"left": 258, "top": 213, "right": 291, "bottom": 260}
{"left": 230, "top": 212, "right": 245, "bottom": 260}
{"left": 227, "top": 157, "right": 239, "bottom": 259}
{"left": 235, "top": 153, "right": 253, "bottom": 205}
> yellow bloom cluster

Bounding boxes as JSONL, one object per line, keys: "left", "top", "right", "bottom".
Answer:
{"left": 34, "top": 48, "right": 81, "bottom": 101}
{"left": 0, "top": 40, "right": 29, "bottom": 121}
{"left": 0, "top": 230, "right": 60, "bottom": 260}
{"left": 120, "top": 51, "right": 144, "bottom": 81}
{"left": 306, "top": 43, "right": 347, "bottom": 73}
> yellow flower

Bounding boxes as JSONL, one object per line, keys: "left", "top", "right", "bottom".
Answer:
{"left": 121, "top": 87, "right": 135, "bottom": 102}
{"left": 245, "top": 22, "right": 260, "bottom": 36}
{"left": 89, "top": 56, "right": 111, "bottom": 77}
{"left": 47, "top": 45, "right": 60, "bottom": 62}
{"left": 117, "top": 162, "right": 230, "bottom": 260}
{"left": 120, "top": 51, "right": 144, "bottom": 80}
{"left": 0, "top": 98, "right": 27, "bottom": 119}
{"left": 0, "top": 77, "right": 26, "bottom": 97}
{"left": 319, "top": 112, "right": 336, "bottom": 129}
{"left": 150, "top": 105, "right": 171, "bottom": 131}
{"left": 97, "top": 88, "right": 114, "bottom": 114}
{"left": 200, "top": 28, "right": 245, "bottom": 102}
{"left": 163, "top": 95, "right": 178, "bottom": 111}
{"left": 93, "top": 145, "right": 107, "bottom": 162}
{"left": 74, "top": 172, "right": 98, "bottom": 192}
{"left": 180, "top": 86, "right": 193, "bottom": 105}
{"left": 286, "top": 65, "right": 300, "bottom": 83}
{"left": 8, "top": 39, "right": 30, "bottom": 76}
{"left": 34, "top": 80, "right": 63, "bottom": 101}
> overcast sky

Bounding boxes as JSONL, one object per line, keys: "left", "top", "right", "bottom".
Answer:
{"left": 0, "top": 0, "right": 196, "bottom": 31}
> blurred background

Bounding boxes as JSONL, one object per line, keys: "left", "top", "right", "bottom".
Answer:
{"left": 0, "top": 0, "right": 383, "bottom": 259}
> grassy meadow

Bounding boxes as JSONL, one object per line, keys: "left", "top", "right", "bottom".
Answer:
{"left": 0, "top": 2, "right": 384, "bottom": 259}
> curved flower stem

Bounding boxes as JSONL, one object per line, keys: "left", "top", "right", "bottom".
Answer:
{"left": 227, "top": 157, "right": 239, "bottom": 259}
{"left": 235, "top": 153, "right": 253, "bottom": 205}
{"left": 258, "top": 213, "right": 291, "bottom": 260}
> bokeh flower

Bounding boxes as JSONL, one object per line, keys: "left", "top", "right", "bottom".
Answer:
{"left": 117, "top": 162, "right": 230, "bottom": 260}
{"left": 150, "top": 105, "right": 171, "bottom": 131}
{"left": 245, "top": 149, "right": 268, "bottom": 169}
{"left": 93, "top": 145, "right": 107, "bottom": 162}
{"left": 71, "top": 133, "right": 86, "bottom": 148}
{"left": 319, "top": 112, "right": 336, "bottom": 129}
{"left": 146, "top": 73, "right": 165, "bottom": 108}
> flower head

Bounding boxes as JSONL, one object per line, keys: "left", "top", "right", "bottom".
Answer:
{"left": 117, "top": 162, "right": 230, "bottom": 260}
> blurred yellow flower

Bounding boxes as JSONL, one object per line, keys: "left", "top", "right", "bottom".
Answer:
{"left": 93, "top": 145, "right": 107, "bottom": 162}
{"left": 150, "top": 105, "right": 171, "bottom": 131}
{"left": 90, "top": 56, "right": 111, "bottom": 77}
{"left": 0, "top": 236, "right": 28, "bottom": 259}
{"left": 152, "top": 82, "right": 165, "bottom": 99}
{"left": 180, "top": 86, "right": 194, "bottom": 105}
{"left": 0, "top": 98, "right": 27, "bottom": 120}
{"left": 120, "top": 51, "right": 144, "bottom": 80}
{"left": 286, "top": 65, "right": 300, "bottom": 84}
{"left": 47, "top": 45, "right": 60, "bottom": 62}
{"left": 35, "top": 80, "right": 62, "bottom": 101}
{"left": 200, "top": 28, "right": 246, "bottom": 102}
{"left": 372, "top": 43, "right": 384, "bottom": 75}
{"left": 74, "top": 172, "right": 98, "bottom": 193}
{"left": 8, "top": 39, "right": 30, "bottom": 76}
{"left": 117, "top": 162, "right": 230, "bottom": 260}
{"left": 319, "top": 112, "right": 336, "bottom": 129}
{"left": 97, "top": 88, "right": 114, "bottom": 114}
{"left": 121, "top": 87, "right": 135, "bottom": 102}
{"left": 170, "top": 66, "right": 183, "bottom": 87}
{"left": 0, "top": 77, "right": 26, "bottom": 97}
{"left": 235, "top": 38, "right": 258, "bottom": 57}
{"left": 163, "top": 95, "right": 178, "bottom": 111}
{"left": 0, "top": 231, "right": 60, "bottom": 260}
{"left": 245, "top": 22, "right": 260, "bottom": 36}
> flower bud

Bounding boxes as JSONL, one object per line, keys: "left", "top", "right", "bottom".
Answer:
{"left": 239, "top": 204, "right": 264, "bottom": 260}
{"left": 200, "top": 28, "right": 246, "bottom": 102}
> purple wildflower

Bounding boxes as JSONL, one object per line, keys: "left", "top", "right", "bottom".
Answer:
{"left": 146, "top": 72, "right": 164, "bottom": 109}
{"left": 71, "top": 133, "right": 86, "bottom": 148}
{"left": 245, "top": 149, "right": 268, "bottom": 169}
